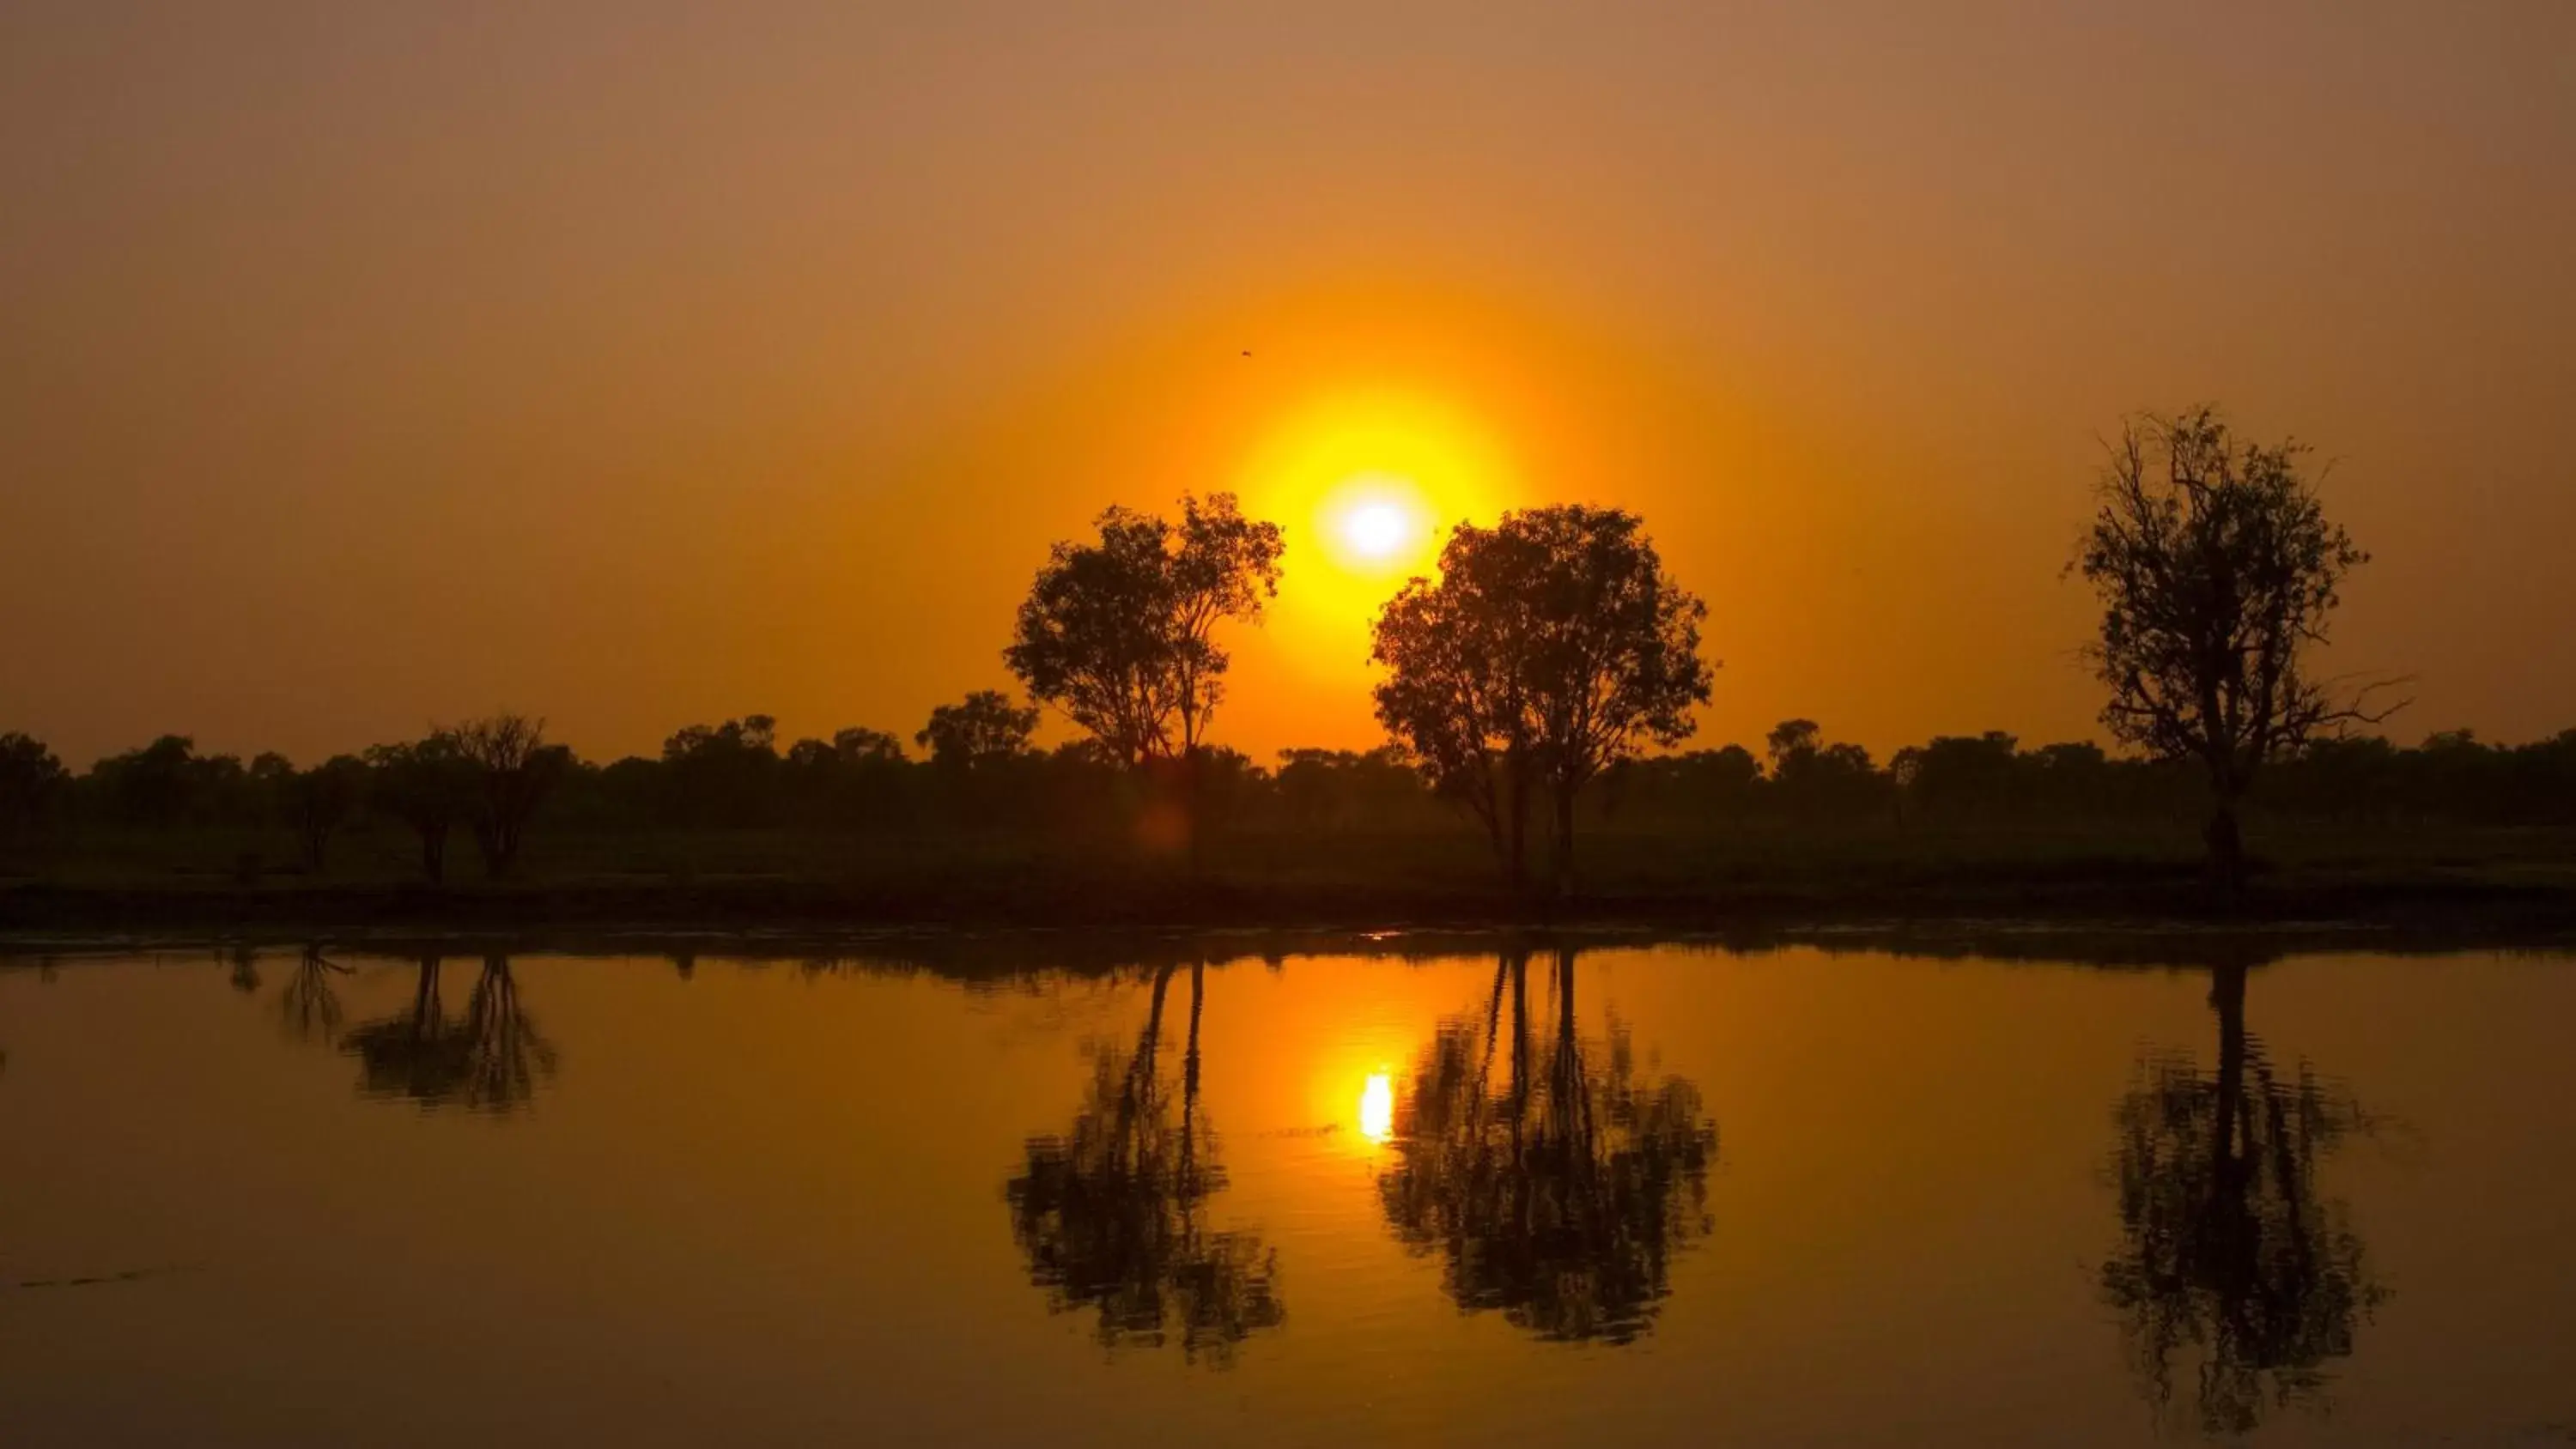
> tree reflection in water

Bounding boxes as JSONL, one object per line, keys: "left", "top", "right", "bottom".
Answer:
{"left": 2100, "top": 959, "right": 2386, "bottom": 1434}
{"left": 1005, "top": 960, "right": 1285, "bottom": 1366}
{"left": 1378, "top": 948, "right": 1717, "bottom": 1344}
{"left": 277, "top": 946, "right": 352, "bottom": 1044}
{"left": 340, "top": 954, "right": 557, "bottom": 1113}
{"left": 226, "top": 945, "right": 262, "bottom": 995}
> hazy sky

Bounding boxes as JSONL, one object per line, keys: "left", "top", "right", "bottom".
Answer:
{"left": 4, "top": 2, "right": 2570, "bottom": 768}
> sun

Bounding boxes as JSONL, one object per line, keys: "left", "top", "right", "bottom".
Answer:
{"left": 1343, "top": 500, "right": 1411, "bottom": 560}
{"left": 1323, "top": 475, "right": 1431, "bottom": 573}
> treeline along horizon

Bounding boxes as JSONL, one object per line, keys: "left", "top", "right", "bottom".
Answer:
{"left": 3, "top": 712, "right": 2573, "bottom": 882}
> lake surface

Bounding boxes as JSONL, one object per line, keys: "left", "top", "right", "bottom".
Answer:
{"left": 4, "top": 934, "right": 2574, "bottom": 1446}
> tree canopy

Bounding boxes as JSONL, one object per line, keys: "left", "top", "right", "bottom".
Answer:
{"left": 915, "top": 689, "right": 1039, "bottom": 769}
{"left": 1005, "top": 493, "right": 1284, "bottom": 768}
{"left": 1372, "top": 504, "right": 1711, "bottom": 891}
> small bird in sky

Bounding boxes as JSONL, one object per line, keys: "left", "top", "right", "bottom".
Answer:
{"left": 1241, "top": 349, "right": 1252, "bottom": 357}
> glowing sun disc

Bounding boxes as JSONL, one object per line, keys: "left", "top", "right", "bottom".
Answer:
{"left": 1344, "top": 501, "right": 1411, "bottom": 560}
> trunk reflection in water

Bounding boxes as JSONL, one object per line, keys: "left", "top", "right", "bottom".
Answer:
{"left": 1376, "top": 947, "right": 1718, "bottom": 1344}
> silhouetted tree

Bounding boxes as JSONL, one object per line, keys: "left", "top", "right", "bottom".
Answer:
{"left": 660, "top": 715, "right": 781, "bottom": 827}
{"left": 810, "top": 725, "right": 914, "bottom": 831}
{"left": 1764, "top": 718, "right": 1889, "bottom": 818}
{"left": 915, "top": 690, "right": 1039, "bottom": 769}
{"left": 2073, "top": 408, "right": 2399, "bottom": 887}
{"left": 1006, "top": 494, "right": 1284, "bottom": 852}
{"left": 0, "top": 732, "right": 69, "bottom": 837}
{"left": 1375, "top": 506, "right": 1710, "bottom": 894}
{"left": 450, "top": 714, "right": 570, "bottom": 878}
{"left": 365, "top": 733, "right": 476, "bottom": 883}
{"left": 2099, "top": 959, "right": 2385, "bottom": 1434}
{"left": 1893, "top": 731, "right": 2021, "bottom": 819}
{"left": 1510, "top": 507, "right": 1712, "bottom": 891}
{"left": 276, "top": 755, "right": 368, "bottom": 873}
{"left": 89, "top": 735, "right": 220, "bottom": 827}
{"left": 829, "top": 726, "right": 907, "bottom": 765}
{"left": 1377, "top": 949, "right": 1717, "bottom": 1343}
{"left": 1005, "top": 960, "right": 1284, "bottom": 1365}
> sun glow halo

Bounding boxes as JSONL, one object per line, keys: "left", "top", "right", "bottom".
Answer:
{"left": 1235, "top": 391, "right": 1516, "bottom": 684}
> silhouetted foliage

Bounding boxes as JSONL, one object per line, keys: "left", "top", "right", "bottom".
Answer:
{"left": 29, "top": 705, "right": 2576, "bottom": 882}
{"left": 829, "top": 726, "right": 906, "bottom": 765}
{"left": 1765, "top": 718, "right": 1893, "bottom": 820}
{"left": 0, "top": 732, "right": 69, "bottom": 837}
{"left": 88, "top": 735, "right": 251, "bottom": 828}
{"left": 276, "top": 755, "right": 368, "bottom": 873}
{"left": 915, "top": 691, "right": 1039, "bottom": 770}
{"left": 660, "top": 714, "right": 782, "bottom": 828}
{"left": 1374, "top": 506, "right": 1711, "bottom": 892}
{"left": 451, "top": 714, "right": 570, "bottom": 878}
{"left": 2099, "top": 961, "right": 2385, "bottom": 1434}
{"left": 1377, "top": 949, "right": 1717, "bottom": 1343}
{"left": 1273, "top": 747, "right": 1424, "bottom": 831}
{"left": 364, "top": 732, "right": 476, "bottom": 883}
{"left": 1005, "top": 961, "right": 1285, "bottom": 1365}
{"left": 1005, "top": 488, "right": 1285, "bottom": 841}
{"left": 2074, "top": 409, "right": 2401, "bottom": 886}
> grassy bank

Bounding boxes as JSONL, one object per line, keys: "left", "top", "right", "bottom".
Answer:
{"left": 7, "top": 818, "right": 2576, "bottom": 941}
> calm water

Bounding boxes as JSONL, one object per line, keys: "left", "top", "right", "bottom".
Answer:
{"left": 4, "top": 935, "right": 2574, "bottom": 1446}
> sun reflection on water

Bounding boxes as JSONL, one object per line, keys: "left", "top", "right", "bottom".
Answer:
{"left": 1358, "top": 1072, "right": 1395, "bottom": 1144}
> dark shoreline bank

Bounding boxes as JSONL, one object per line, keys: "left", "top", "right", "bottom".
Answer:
{"left": 8, "top": 864, "right": 2575, "bottom": 963}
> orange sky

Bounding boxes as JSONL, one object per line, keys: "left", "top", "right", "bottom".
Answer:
{"left": 3, "top": 3, "right": 2570, "bottom": 768}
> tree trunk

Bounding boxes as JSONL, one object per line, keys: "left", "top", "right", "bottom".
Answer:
{"left": 419, "top": 823, "right": 447, "bottom": 885}
{"left": 477, "top": 814, "right": 521, "bottom": 879}
{"left": 1550, "top": 783, "right": 1578, "bottom": 899}
{"left": 1504, "top": 771, "right": 1531, "bottom": 898}
{"left": 1183, "top": 746, "right": 1204, "bottom": 875}
{"left": 2204, "top": 793, "right": 2246, "bottom": 894}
